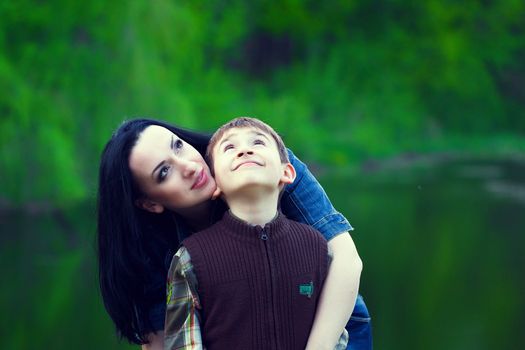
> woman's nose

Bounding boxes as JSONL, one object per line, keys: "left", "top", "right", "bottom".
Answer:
{"left": 173, "top": 156, "right": 199, "bottom": 177}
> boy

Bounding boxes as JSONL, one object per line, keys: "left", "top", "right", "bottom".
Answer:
{"left": 164, "top": 117, "right": 348, "bottom": 349}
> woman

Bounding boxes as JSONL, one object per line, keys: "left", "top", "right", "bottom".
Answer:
{"left": 97, "top": 118, "right": 371, "bottom": 349}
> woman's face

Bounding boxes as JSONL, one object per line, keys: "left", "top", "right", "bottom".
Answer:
{"left": 129, "top": 125, "right": 216, "bottom": 214}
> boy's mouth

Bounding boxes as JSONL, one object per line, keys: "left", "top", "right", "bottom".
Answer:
{"left": 233, "top": 160, "right": 263, "bottom": 170}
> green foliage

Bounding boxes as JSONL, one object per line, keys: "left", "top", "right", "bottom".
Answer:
{"left": 1, "top": 0, "right": 524, "bottom": 204}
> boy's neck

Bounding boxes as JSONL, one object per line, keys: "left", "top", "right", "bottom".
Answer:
{"left": 226, "top": 189, "right": 280, "bottom": 227}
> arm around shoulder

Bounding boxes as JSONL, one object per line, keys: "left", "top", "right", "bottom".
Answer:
{"left": 281, "top": 150, "right": 362, "bottom": 349}
{"left": 306, "top": 233, "right": 362, "bottom": 350}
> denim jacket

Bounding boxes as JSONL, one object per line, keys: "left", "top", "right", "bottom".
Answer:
{"left": 282, "top": 149, "right": 354, "bottom": 239}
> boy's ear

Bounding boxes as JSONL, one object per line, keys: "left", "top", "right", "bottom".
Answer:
{"left": 280, "top": 163, "right": 296, "bottom": 185}
{"left": 211, "top": 185, "right": 223, "bottom": 200}
{"left": 134, "top": 198, "right": 165, "bottom": 214}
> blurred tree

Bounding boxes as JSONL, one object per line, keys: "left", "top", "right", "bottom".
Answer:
{"left": 0, "top": 0, "right": 524, "bottom": 205}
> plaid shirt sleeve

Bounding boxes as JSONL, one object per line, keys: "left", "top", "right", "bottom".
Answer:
{"left": 164, "top": 246, "right": 204, "bottom": 350}
{"left": 335, "top": 329, "right": 349, "bottom": 350}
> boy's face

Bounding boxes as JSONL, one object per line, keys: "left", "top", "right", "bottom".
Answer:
{"left": 212, "top": 127, "right": 294, "bottom": 198}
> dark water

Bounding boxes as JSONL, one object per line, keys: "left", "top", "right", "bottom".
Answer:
{"left": 1, "top": 158, "right": 524, "bottom": 349}
{"left": 324, "top": 157, "right": 525, "bottom": 350}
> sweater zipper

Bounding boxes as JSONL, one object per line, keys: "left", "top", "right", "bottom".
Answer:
{"left": 260, "top": 229, "right": 278, "bottom": 349}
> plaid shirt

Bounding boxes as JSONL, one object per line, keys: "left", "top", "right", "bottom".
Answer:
{"left": 164, "top": 246, "right": 349, "bottom": 350}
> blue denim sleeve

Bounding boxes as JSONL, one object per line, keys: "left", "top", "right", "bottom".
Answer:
{"left": 280, "top": 149, "right": 354, "bottom": 241}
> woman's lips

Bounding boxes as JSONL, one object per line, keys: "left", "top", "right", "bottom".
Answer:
{"left": 191, "top": 169, "right": 208, "bottom": 190}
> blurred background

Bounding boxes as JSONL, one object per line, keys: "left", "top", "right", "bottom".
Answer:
{"left": 1, "top": 1, "right": 524, "bottom": 349}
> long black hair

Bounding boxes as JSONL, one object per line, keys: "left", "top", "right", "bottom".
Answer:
{"left": 97, "top": 118, "right": 210, "bottom": 344}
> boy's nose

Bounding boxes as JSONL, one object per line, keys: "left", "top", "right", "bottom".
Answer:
{"left": 237, "top": 149, "right": 254, "bottom": 158}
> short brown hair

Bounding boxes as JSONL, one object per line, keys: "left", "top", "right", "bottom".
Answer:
{"left": 206, "top": 117, "right": 289, "bottom": 175}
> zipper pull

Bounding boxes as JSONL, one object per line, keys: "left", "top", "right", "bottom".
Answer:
{"left": 260, "top": 231, "right": 268, "bottom": 240}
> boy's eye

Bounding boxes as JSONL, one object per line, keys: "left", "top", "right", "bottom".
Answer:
{"left": 254, "top": 139, "right": 265, "bottom": 146}
{"left": 223, "top": 144, "right": 234, "bottom": 152}
{"left": 174, "top": 139, "right": 183, "bottom": 150}
{"left": 158, "top": 165, "right": 171, "bottom": 182}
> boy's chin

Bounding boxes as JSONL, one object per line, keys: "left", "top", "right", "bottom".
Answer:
{"left": 223, "top": 181, "right": 278, "bottom": 197}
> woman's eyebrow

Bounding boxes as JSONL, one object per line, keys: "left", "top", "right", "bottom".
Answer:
{"left": 151, "top": 161, "right": 166, "bottom": 179}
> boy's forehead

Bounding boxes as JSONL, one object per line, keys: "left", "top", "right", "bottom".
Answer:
{"left": 215, "top": 127, "right": 272, "bottom": 147}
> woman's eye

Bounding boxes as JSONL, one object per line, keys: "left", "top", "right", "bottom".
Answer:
{"left": 174, "top": 139, "right": 183, "bottom": 150}
{"left": 223, "top": 144, "right": 234, "bottom": 152}
{"left": 158, "top": 165, "right": 170, "bottom": 182}
{"left": 254, "top": 139, "right": 265, "bottom": 146}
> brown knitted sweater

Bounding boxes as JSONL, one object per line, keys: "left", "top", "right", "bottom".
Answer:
{"left": 183, "top": 211, "right": 328, "bottom": 350}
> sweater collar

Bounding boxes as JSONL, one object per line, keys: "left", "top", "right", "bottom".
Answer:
{"left": 222, "top": 210, "right": 289, "bottom": 242}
